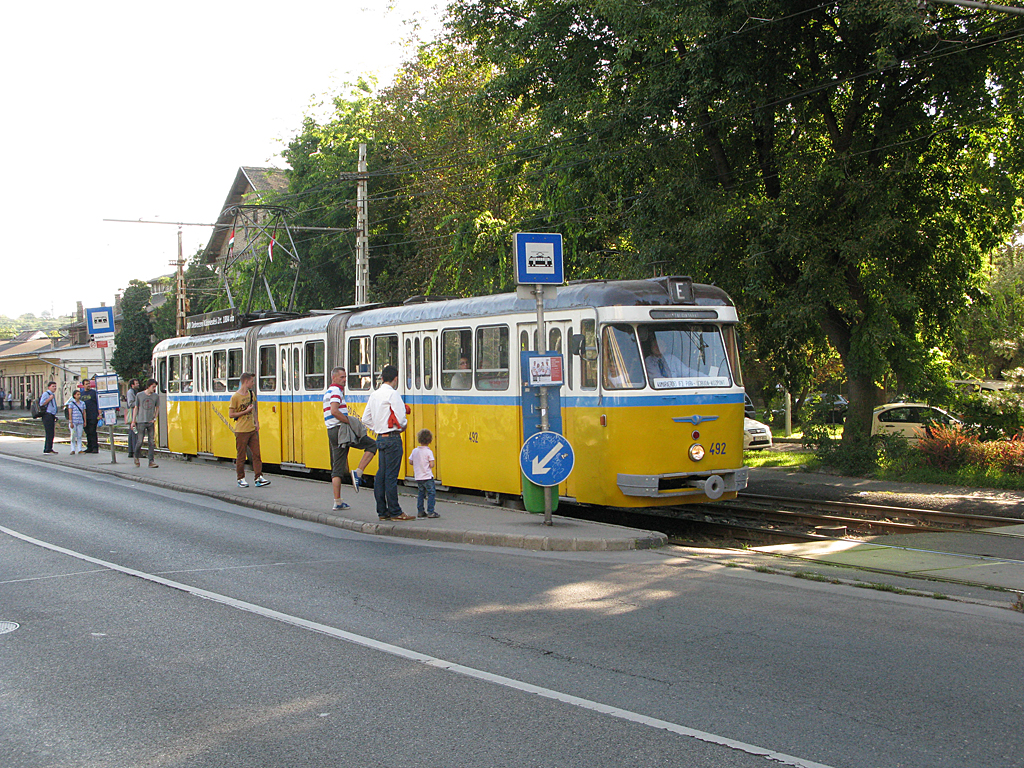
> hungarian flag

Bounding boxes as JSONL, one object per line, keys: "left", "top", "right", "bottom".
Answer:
{"left": 227, "top": 230, "right": 235, "bottom": 258}
{"left": 268, "top": 237, "right": 275, "bottom": 262}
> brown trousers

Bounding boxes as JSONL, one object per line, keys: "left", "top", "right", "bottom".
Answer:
{"left": 235, "top": 429, "right": 262, "bottom": 480}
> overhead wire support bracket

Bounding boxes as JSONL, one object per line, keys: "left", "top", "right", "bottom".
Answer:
{"left": 221, "top": 204, "right": 304, "bottom": 315}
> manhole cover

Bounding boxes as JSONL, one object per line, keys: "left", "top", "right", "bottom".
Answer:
{"left": 0, "top": 621, "right": 19, "bottom": 635}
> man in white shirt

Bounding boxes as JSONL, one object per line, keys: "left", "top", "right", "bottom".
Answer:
{"left": 360, "top": 364, "right": 413, "bottom": 521}
{"left": 644, "top": 337, "right": 688, "bottom": 382}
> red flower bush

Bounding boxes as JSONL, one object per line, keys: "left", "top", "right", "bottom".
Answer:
{"left": 916, "top": 424, "right": 984, "bottom": 471}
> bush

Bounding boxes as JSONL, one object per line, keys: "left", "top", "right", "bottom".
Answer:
{"left": 981, "top": 432, "right": 1024, "bottom": 474}
{"left": 802, "top": 423, "right": 880, "bottom": 475}
{"left": 875, "top": 431, "right": 923, "bottom": 474}
{"left": 916, "top": 424, "right": 985, "bottom": 471}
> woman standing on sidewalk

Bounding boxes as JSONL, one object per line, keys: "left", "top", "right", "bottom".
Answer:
{"left": 66, "top": 389, "right": 86, "bottom": 454}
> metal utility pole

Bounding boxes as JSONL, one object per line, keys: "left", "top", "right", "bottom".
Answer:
{"left": 355, "top": 143, "right": 370, "bottom": 305}
{"left": 533, "top": 284, "right": 553, "bottom": 525}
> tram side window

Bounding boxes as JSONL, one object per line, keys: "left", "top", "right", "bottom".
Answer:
{"left": 158, "top": 357, "right": 168, "bottom": 394}
{"left": 549, "top": 328, "right": 562, "bottom": 354}
{"left": 373, "top": 334, "right": 398, "bottom": 388}
{"left": 180, "top": 354, "right": 193, "bottom": 393}
{"left": 405, "top": 338, "right": 413, "bottom": 389}
{"left": 580, "top": 319, "right": 598, "bottom": 389}
{"left": 227, "top": 349, "right": 244, "bottom": 392}
{"left": 258, "top": 346, "right": 277, "bottom": 391}
{"left": 212, "top": 350, "right": 227, "bottom": 392}
{"left": 475, "top": 325, "right": 509, "bottom": 391}
{"left": 414, "top": 338, "right": 421, "bottom": 389}
{"left": 601, "top": 325, "right": 645, "bottom": 389}
{"left": 520, "top": 330, "right": 530, "bottom": 352}
{"left": 442, "top": 329, "right": 472, "bottom": 390}
{"left": 423, "top": 336, "right": 434, "bottom": 389}
{"left": 305, "top": 341, "right": 325, "bottom": 391}
{"left": 168, "top": 355, "right": 180, "bottom": 394}
{"left": 348, "top": 337, "right": 371, "bottom": 391}
{"left": 721, "top": 325, "right": 743, "bottom": 387}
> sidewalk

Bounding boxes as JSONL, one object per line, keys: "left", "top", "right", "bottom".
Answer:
{"left": 0, "top": 434, "right": 666, "bottom": 553}
{"left": 746, "top": 465, "right": 1024, "bottom": 599}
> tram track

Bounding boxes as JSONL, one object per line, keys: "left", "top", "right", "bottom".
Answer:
{"left": 559, "top": 491, "right": 1024, "bottom": 548}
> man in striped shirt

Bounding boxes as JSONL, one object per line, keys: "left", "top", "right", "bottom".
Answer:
{"left": 323, "top": 367, "right": 376, "bottom": 511}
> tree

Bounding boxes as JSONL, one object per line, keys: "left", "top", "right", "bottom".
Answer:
{"left": 151, "top": 251, "right": 220, "bottom": 342}
{"left": 451, "top": 0, "right": 1024, "bottom": 444}
{"left": 111, "top": 280, "right": 154, "bottom": 381}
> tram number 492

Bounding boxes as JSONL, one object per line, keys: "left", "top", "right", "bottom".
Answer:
{"left": 707, "top": 442, "right": 727, "bottom": 455}
{"left": 469, "top": 432, "right": 479, "bottom": 443}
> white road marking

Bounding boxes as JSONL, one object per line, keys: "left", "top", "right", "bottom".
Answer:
{"left": 2, "top": 523, "right": 837, "bottom": 768}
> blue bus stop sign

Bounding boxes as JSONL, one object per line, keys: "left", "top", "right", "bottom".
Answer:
{"left": 520, "top": 431, "right": 575, "bottom": 487}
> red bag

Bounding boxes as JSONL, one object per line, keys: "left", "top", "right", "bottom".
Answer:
{"left": 387, "top": 406, "right": 401, "bottom": 430}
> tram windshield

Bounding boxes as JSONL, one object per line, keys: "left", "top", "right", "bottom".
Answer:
{"left": 599, "top": 323, "right": 734, "bottom": 390}
{"left": 638, "top": 323, "right": 732, "bottom": 388}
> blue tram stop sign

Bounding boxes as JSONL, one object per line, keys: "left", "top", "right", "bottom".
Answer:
{"left": 520, "top": 431, "right": 575, "bottom": 487}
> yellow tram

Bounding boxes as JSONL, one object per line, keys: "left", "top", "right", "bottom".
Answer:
{"left": 152, "top": 276, "right": 748, "bottom": 508}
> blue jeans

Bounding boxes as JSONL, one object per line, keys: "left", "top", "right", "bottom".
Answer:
{"left": 374, "top": 432, "right": 404, "bottom": 518}
{"left": 416, "top": 478, "right": 436, "bottom": 515}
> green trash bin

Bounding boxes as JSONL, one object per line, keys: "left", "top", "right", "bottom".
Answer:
{"left": 522, "top": 473, "right": 558, "bottom": 514}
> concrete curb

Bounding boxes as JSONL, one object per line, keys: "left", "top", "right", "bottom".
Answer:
{"left": 4, "top": 447, "right": 667, "bottom": 552}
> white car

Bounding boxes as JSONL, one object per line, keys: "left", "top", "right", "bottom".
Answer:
{"left": 743, "top": 417, "right": 773, "bottom": 451}
{"left": 871, "top": 403, "right": 961, "bottom": 441}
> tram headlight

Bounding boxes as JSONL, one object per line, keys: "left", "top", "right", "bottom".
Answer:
{"left": 688, "top": 443, "right": 705, "bottom": 462}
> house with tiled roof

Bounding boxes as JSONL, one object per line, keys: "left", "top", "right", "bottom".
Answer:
{"left": 201, "top": 167, "right": 289, "bottom": 266}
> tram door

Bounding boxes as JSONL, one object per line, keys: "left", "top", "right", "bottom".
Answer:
{"left": 402, "top": 331, "right": 438, "bottom": 482}
{"left": 197, "top": 352, "right": 213, "bottom": 454}
{"left": 280, "top": 343, "right": 304, "bottom": 465}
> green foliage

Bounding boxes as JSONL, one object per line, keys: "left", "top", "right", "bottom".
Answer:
{"left": 0, "top": 313, "right": 74, "bottom": 337}
{"left": 949, "top": 370, "right": 1024, "bottom": 440}
{"left": 952, "top": 237, "right": 1024, "bottom": 379}
{"left": 149, "top": 251, "right": 227, "bottom": 341}
{"left": 110, "top": 280, "right": 153, "bottom": 381}
{"left": 801, "top": 423, "right": 879, "bottom": 476}
{"left": 450, "top": 0, "right": 1024, "bottom": 445}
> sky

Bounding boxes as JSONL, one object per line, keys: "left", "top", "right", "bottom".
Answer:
{"left": 0, "top": 0, "right": 442, "bottom": 320}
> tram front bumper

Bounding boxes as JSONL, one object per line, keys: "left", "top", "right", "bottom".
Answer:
{"left": 616, "top": 468, "right": 749, "bottom": 499}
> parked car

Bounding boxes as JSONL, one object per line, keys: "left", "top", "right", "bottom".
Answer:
{"left": 871, "top": 402, "right": 961, "bottom": 441}
{"left": 806, "top": 393, "right": 848, "bottom": 424}
{"left": 744, "top": 393, "right": 757, "bottom": 419}
{"left": 743, "top": 416, "right": 773, "bottom": 451}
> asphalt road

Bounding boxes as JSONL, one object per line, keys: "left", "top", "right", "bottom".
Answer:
{"left": 2, "top": 456, "right": 1022, "bottom": 768}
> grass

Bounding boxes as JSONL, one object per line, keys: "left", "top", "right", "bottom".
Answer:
{"left": 873, "top": 462, "right": 1024, "bottom": 491}
{"left": 743, "top": 450, "right": 817, "bottom": 469}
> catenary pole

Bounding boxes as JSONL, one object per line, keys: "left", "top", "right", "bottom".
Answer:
{"left": 355, "top": 144, "right": 369, "bottom": 305}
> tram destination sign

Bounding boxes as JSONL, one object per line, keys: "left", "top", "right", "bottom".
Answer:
{"left": 185, "top": 308, "right": 239, "bottom": 336}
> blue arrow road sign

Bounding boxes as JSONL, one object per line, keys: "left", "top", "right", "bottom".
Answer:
{"left": 520, "top": 431, "right": 575, "bottom": 487}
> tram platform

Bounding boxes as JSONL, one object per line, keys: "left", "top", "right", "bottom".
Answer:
{"left": 0, "top": 435, "right": 666, "bottom": 553}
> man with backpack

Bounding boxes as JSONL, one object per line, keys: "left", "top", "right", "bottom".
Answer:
{"left": 228, "top": 372, "right": 269, "bottom": 489}
{"left": 39, "top": 382, "right": 59, "bottom": 454}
